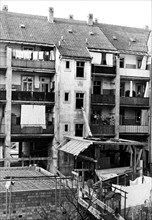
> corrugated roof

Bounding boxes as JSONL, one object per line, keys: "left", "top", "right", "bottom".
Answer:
{"left": 96, "top": 23, "right": 150, "bottom": 54}
{"left": 60, "top": 139, "right": 93, "bottom": 156}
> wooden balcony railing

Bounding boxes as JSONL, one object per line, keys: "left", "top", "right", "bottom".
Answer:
{"left": 12, "top": 59, "right": 55, "bottom": 70}
{"left": 11, "top": 124, "right": 54, "bottom": 134}
{"left": 91, "top": 94, "right": 115, "bottom": 105}
{"left": 119, "top": 125, "right": 149, "bottom": 134}
{"left": 0, "top": 90, "right": 6, "bottom": 100}
{"left": 120, "top": 97, "right": 149, "bottom": 107}
{"left": 92, "top": 64, "right": 116, "bottom": 75}
{"left": 12, "top": 91, "right": 55, "bottom": 102}
{"left": 90, "top": 124, "right": 115, "bottom": 136}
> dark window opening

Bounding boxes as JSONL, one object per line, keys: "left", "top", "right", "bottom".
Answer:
{"left": 64, "top": 92, "right": 69, "bottom": 101}
{"left": 75, "top": 124, "right": 83, "bottom": 137}
{"left": 137, "top": 59, "right": 142, "bottom": 69}
{"left": 76, "top": 93, "right": 84, "bottom": 109}
{"left": 101, "top": 53, "right": 107, "bottom": 65}
{"left": 76, "top": 62, "right": 85, "bottom": 77}
{"left": 93, "top": 81, "right": 101, "bottom": 94}
{"left": 120, "top": 58, "right": 124, "bottom": 68}
{"left": 136, "top": 111, "right": 141, "bottom": 124}
{"left": 66, "top": 61, "right": 70, "bottom": 69}
{"left": 65, "top": 124, "right": 68, "bottom": 132}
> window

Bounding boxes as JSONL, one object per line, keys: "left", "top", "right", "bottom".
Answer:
{"left": 75, "top": 124, "right": 83, "bottom": 137}
{"left": 120, "top": 58, "right": 124, "bottom": 68}
{"left": 66, "top": 61, "right": 70, "bottom": 69}
{"left": 76, "top": 61, "right": 85, "bottom": 77}
{"left": 93, "top": 81, "right": 101, "bottom": 94}
{"left": 76, "top": 93, "right": 84, "bottom": 109}
{"left": 101, "top": 53, "right": 107, "bottom": 65}
{"left": 120, "top": 83, "right": 125, "bottom": 97}
{"left": 40, "top": 77, "right": 50, "bottom": 92}
{"left": 64, "top": 92, "right": 69, "bottom": 102}
{"left": 136, "top": 111, "right": 141, "bottom": 124}
{"left": 22, "top": 76, "right": 33, "bottom": 91}
{"left": 137, "top": 58, "right": 142, "bottom": 69}
{"left": 65, "top": 124, "right": 69, "bottom": 132}
{"left": 23, "top": 46, "right": 34, "bottom": 51}
{"left": 136, "top": 84, "right": 144, "bottom": 97}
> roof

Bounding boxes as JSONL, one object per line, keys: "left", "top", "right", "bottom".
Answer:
{"left": 0, "top": 11, "right": 117, "bottom": 59}
{"left": 96, "top": 23, "right": 150, "bottom": 55}
{"left": 60, "top": 138, "right": 93, "bottom": 156}
{"left": 95, "top": 167, "right": 132, "bottom": 181}
{"left": 0, "top": 166, "right": 58, "bottom": 192}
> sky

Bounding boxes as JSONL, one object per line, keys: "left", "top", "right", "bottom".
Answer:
{"left": 1, "top": 0, "right": 152, "bottom": 29}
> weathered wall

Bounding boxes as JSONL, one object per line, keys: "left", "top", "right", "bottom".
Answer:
{"left": 0, "top": 189, "right": 67, "bottom": 220}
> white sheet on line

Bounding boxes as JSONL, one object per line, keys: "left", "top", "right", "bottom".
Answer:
{"left": 21, "top": 105, "right": 46, "bottom": 129}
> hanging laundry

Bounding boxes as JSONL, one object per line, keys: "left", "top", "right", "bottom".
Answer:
{"left": 23, "top": 50, "right": 32, "bottom": 60}
{"left": 16, "top": 50, "right": 23, "bottom": 59}
{"left": 106, "top": 53, "right": 113, "bottom": 66}
{"left": 50, "top": 50, "right": 55, "bottom": 60}
{"left": 89, "top": 52, "right": 101, "bottom": 64}
{"left": 12, "top": 50, "right": 16, "bottom": 58}
{"left": 38, "top": 51, "right": 44, "bottom": 60}
{"left": 33, "top": 51, "right": 38, "bottom": 60}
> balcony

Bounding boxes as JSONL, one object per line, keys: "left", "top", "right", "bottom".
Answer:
{"left": 120, "top": 68, "right": 150, "bottom": 78}
{"left": 119, "top": 125, "right": 149, "bottom": 134}
{"left": 91, "top": 94, "right": 115, "bottom": 105}
{"left": 12, "top": 59, "right": 55, "bottom": 70}
{"left": 120, "top": 97, "right": 149, "bottom": 107}
{"left": 0, "top": 90, "right": 6, "bottom": 101}
{"left": 92, "top": 64, "right": 116, "bottom": 75}
{"left": 119, "top": 116, "right": 149, "bottom": 134}
{"left": 11, "top": 124, "right": 54, "bottom": 135}
{"left": 90, "top": 124, "right": 115, "bottom": 136}
{"left": 12, "top": 91, "right": 55, "bottom": 103}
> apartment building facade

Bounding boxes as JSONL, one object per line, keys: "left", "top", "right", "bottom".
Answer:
{"left": 0, "top": 6, "right": 151, "bottom": 174}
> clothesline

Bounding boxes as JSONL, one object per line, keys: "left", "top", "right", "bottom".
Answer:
{"left": 12, "top": 49, "right": 55, "bottom": 61}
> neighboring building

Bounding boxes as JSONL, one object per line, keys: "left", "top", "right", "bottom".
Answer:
{"left": 0, "top": 166, "right": 73, "bottom": 220}
{"left": 0, "top": 6, "right": 151, "bottom": 175}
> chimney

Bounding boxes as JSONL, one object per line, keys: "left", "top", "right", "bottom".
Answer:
{"left": 2, "top": 5, "right": 8, "bottom": 12}
{"left": 95, "top": 18, "right": 98, "bottom": 23}
{"left": 48, "top": 7, "right": 54, "bottom": 23}
{"left": 144, "top": 25, "right": 149, "bottom": 30}
{"left": 69, "top": 14, "right": 73, "bottom": 20}
{"left": 87, "top": 13, "right": 93, "bottom": 25}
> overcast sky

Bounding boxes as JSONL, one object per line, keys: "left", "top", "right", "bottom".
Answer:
{"left": 1, "top": 0, "right": 151, "bottom": 29}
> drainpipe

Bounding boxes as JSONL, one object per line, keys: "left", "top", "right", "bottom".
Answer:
{"left": 115, "top": 54, "right": 120, "bottom": 139}
{"left": 4, "top": 47, "right": 12, "bottom": 167}
{"left": 149, "top": 57, "right": 152, "bottom": 176}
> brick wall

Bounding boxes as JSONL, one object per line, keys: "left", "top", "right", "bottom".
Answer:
{"left": 0, "top": 189, "right": 66, "bottom": 220}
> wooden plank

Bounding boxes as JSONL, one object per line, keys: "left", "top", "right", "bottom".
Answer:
{"left": 78, "top": 155, "right": 97, "bottom": 163}
{"left": 0, "top": 157, "right": 50, "bottom": 162}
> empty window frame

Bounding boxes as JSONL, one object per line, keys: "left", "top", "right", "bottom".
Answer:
{"left": 76, "top": 61, "right": 85, "bottom": 77}
{"left": 76, "top": 93, "right": 84, "bottom": 109}
{"left": 75, "top": 124, "right": 83, "bottom": 137}
{"left": 93, "top": 81, "right": 101, "bottom": 94}
{"left": 22, "top": 76, "right": 33, "bottom": 91}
